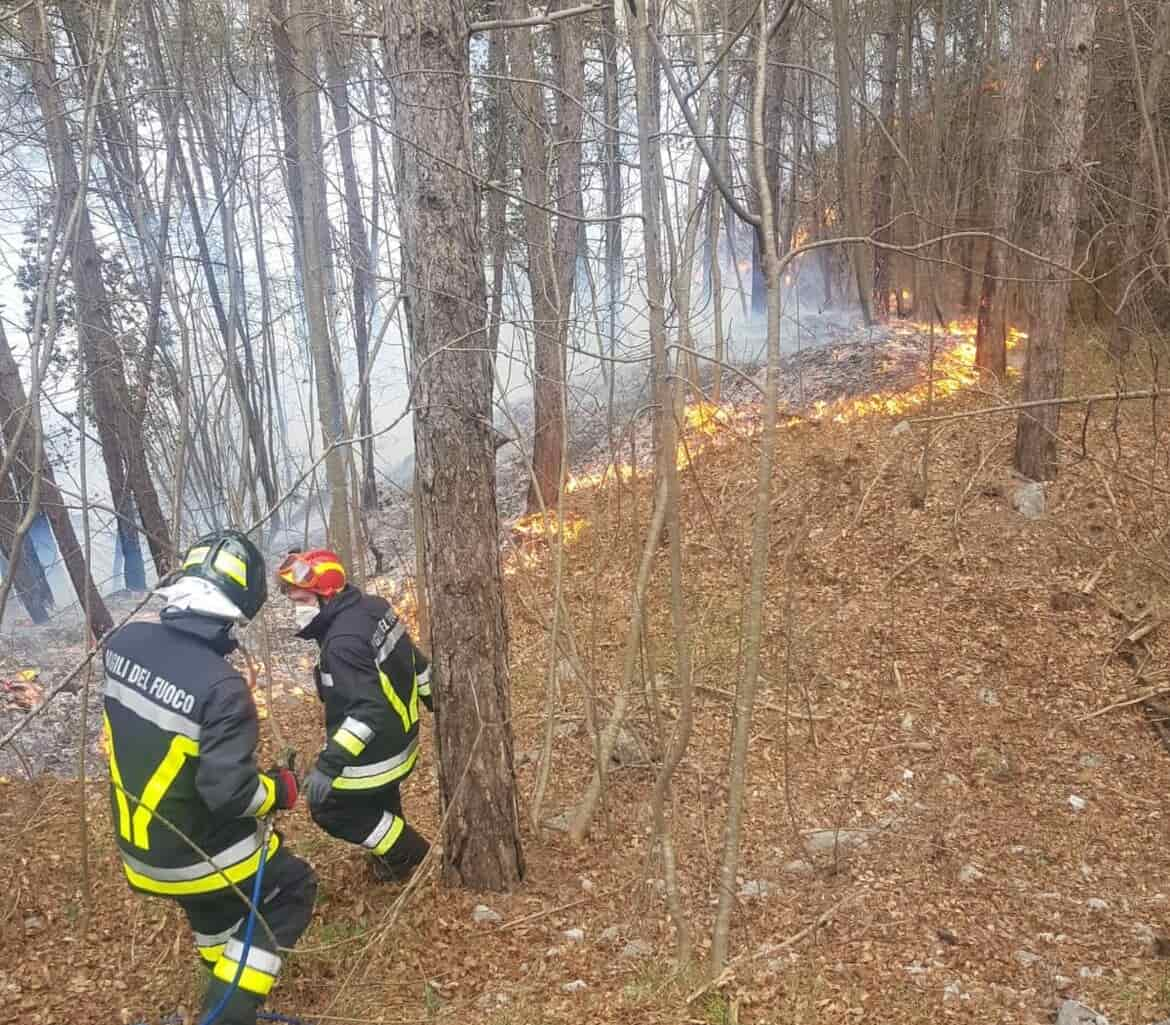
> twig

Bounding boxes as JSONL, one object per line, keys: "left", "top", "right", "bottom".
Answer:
{"left": 1079, "top": 687, "right": 1170, "bottom": 721}
{"left": 686, "top": 892, "right": 860, "bottom": 1004}
{"left": 499, "top": 897, "right": 588, "bottom": 932}
{"left": 468, "top": 1, "right": 606, "bottom": 33}
{"left": 909, "top": 388, "right": 1166, "bottom": 425}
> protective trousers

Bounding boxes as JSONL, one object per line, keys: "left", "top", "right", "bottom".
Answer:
{"left": 179, "top": 848, "right": 317, "bottom": 1025}
{"left": 309, "top": 783, "right": 429, "bottom": 881}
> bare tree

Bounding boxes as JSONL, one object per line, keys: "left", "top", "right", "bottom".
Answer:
{"left": 975, "top": 0, "right": 1038, "bottom": 377}
{"left": 19, "top": 1, "right": 173, "bottom": 578}
{"left": 384, "top": 0, "right": 525, "bottom": 891}
{"left": 1014, "top": 0, "right": 1100, "bottom": 480}
{"left": 871, "top": 0, "right": 900, "bottom": 320}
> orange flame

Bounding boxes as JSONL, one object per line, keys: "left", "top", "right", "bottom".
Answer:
{"left": 498, "top": 317, "right": 1027, "bottom": 576}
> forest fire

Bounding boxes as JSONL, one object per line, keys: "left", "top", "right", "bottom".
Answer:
{"left": 807, "top": 320, "right": 1026, "bottom": 423}
{"left": 500, "top": 317, "right": 1026, "bottom": 570}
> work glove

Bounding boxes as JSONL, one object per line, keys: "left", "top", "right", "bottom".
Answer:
{"left": 305, "top": 766, "right": 334, "bottom": 810}
{"left": 267, "top": 767, "right": 299, "bottom": 810}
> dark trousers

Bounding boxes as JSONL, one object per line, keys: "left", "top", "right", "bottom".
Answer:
{"left": 178, "top": 845, "right": 316, "bottom": 1024}
{"left": 309, "top": 781, "right": 429, "bottom": 877}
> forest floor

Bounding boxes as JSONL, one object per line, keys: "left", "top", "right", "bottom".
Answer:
{"left": 4, "top": 319, "right": 1170, "bottom": 1025}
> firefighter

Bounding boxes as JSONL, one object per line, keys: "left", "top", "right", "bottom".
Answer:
{"left": 276, "top": 548, "right": 432, "bottom": 883}
{"left": 102, "top": 529, "right": 317, "bottom": 1025}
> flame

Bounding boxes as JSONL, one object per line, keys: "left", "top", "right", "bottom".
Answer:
{"left": 498, "top": 318, "right": 1028, "bottom": 578}
{"left": 792, "top": 228, "right": 810, "bottom": 250}
{"left": 511, "top": 511, "right": 588, "bottom": 544}
{"left": 1034, "top": 55, "right": 1047, "bottom": 71}
{"left": 806, "top": 320, "right": 1026, "bottom": 424}
{"left": 824, "top": 206, "right": 838, "bottom": 226}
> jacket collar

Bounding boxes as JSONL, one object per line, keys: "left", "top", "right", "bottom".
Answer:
{"left": 158, "top": 608, "right": 239, "bottom": 656}
{"left": 296, "top": 584, "right": 361, "bottom": 643}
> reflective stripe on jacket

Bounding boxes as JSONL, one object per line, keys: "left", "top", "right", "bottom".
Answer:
{"left": 298, "top": 586, "right": 431, "bottom": 790}
{"left": 102, "top": 611, "right": 280, "bottom": 895}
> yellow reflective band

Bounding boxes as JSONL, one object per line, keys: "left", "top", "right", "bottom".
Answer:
{"left": 378, "top": 670, "right": 412, "bottom": 734}
{"left": 372, "top": 815, "right": 405, "bottom": 855}
{"left": 333, "top": 729, "right": 366, "bottom": 757}
{"left": 314, "top": 560, "right": 344, "bottom": 578}
{"left": 104, "top": 713, "right": 131, "bottom": 843}
{"left": 132, "top": 733, "right": 199, "bottom": 849}
{"left": 331, "top": 747, "right": 419, "bottom": 791}
{"left": 183, "top": 545, "right": 211, "bottom": 569}
{"left": 213, "top": 549, "right": 247, "bottom": 587}
{"left": 198, "top": 943, "right": 226, "bottom": 964}
{"left": 122, "top": 833, "right": 280, "bottom": 896}
{"left": 257, "top": 775, "right": 277, "bottom": 817}
{"left": 213, "top": 959, "right": 277, "bottom": 997}
{"left": 409, "top": 679, "right": 419, "bottom": 725}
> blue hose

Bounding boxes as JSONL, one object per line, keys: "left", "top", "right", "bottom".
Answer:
{"left": 199, "top": 820, "right": 273, "bottom": 1025}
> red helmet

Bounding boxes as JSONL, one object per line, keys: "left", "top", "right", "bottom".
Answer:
{"left": 276, "top": 548, "right": 347, "bottom": 599}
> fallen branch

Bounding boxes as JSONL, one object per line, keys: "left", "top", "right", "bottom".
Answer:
{"left": 499, "top": 897, "right": 588, "bottom": 932}
{"left": 1079, "top": 686, "right": 1170, "bottom": 721}
{"left": 686, "top": 892, "right": 860, "bottom": 1004}
{"left": 908, "top": 388, "right": 1165, "bottom": 426}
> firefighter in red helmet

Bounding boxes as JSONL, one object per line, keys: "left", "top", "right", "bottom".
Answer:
{"left": 277, "top": 549, "right": 432, "bottom": 882}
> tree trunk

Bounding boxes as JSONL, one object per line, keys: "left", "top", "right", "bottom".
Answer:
{"left": 831, "top": 0, "right": 872, "bottom": 322}
{"left": 19, "top": 2, "right": 171, "bottom": 580}
{"left": 0, "top": 468, "right": 52, "bottom": 625}
{"left": 289, "top": 0, "right": 354, "bottom": 565}
{"left": 976, "top": 0, "right": 1037, "bottom": 376}
{"left": 0, "top": 323, "right": 111, "bottom": 637}
{"left": 896, "top": 0, "right": 917, "bottom": 314}
{"left": 1014, "top": 0, "right": 1099, "bottom": 481}
{"left": 384, "top": 0, "right": 524, "bottom": 892}
{"left": 1112, "top": 0, "right": 1170, "bottom": 359}
{"left": 871, "top": 0, "right": 900, "bottom": 321}
{"left": 324, "top": 28, "right": 378, "bottom": 511}
{"left": 485, "top": 25, "right": 510, "bottom": 362}
{"left": 630, "top": 0, "right": 673, "bottom": 488}
{"left": 602, "top": 0, "right": 623, "bottom": 425}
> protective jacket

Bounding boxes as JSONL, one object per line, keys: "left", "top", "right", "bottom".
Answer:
{"left": 102, "top": 610, "right": 281, "bottom": 897}
{"left": 298, "top": 586, "right": 431, "bottom": 792}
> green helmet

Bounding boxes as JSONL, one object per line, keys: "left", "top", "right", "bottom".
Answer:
{"left": 162, "top": 529, "right": 269, "bottom": 621}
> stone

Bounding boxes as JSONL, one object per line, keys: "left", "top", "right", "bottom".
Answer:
{"left": 1078, "top": 753, "right": 1104, "bottom": 770}
{"left": 620, "top": 940, "right": 654, "bottom": 960}
{"left": 958, "top": 863, "right": 984, "bottom": 884}
{"left": 803, "top": 828, "right": 874, "bottom": 858}
{"left": 738, "top": 880, "right": 772, "bottom": 899}
{"left": 892, "top": 420, "right": 912, "bottom": 436}
{"left": 1069, "top": 795, "right": 1087, "bottom": 812}
{"left": 599, "top": 925, "right": 621, "bottom": 945}
{"left": 1014, "top": 949, "right": 1042, "bottom": 967}
{"left": 976, "top": 687, "right": 1001, "bottom": 707}
{"left": 561, "top": 980, "right": 588, "bottom": 993}
{"left": 472, "top": 905, "right": 502, "bottom": 925}
{"left": 1086, "top": 898, "right": 1109, "bottom": 912}
{"left": 563, "top": 927, "right": 585, "bottom": 942}
{"left": 1055, "top": 999, "right": 1109, "bottom": 1025}
{"left": 1012, "top": 480, "right": 1046, "bottom": 519}
{"left": 783, "top": 859, "right": 814, "bottom": 877}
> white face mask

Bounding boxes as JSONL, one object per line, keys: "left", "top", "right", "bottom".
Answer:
{"left": 293, "top": 603, "right": 320, "bottom": 630}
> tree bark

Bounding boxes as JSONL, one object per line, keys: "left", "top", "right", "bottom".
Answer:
{"left": 975, "top": 0, "right": 1037, "bottom": 376}
{"left": 0, "top": 320, "right": 111, "bottom": 636}
{"left": 19, "top": 2, "right": 171, "bottom": 580}
{"left": 871, "top": 0, "right": 900, "bottom": 321}
{"left": 289, "top": 0, "right": 354, "bottom": 565}
{"left": 1111, "top": 0, "right": 1170, "bottom": 358}
{"left": 1014, "top": 0, "right": 1099, "bottom": 481}
{"left": 324, "top": 26, "right": 378, "bottom": 511}
{"left": 830, "top": 0, "right": 872, "bottom": 322}
{"left": 384, "top": 0, "right": 524, "bottom": 891}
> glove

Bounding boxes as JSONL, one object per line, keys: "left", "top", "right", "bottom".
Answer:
{"left": 305, "top": 766, "right": 334, "bottom": 809}
{"left": 268, "top": 767, "right": 299, "bottom": 810}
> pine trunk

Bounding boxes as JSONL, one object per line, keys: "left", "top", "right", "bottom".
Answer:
{"left": 1014, "top": 0, "right": 1099, "bottom": 481}
{"left": 384, "top": 0, "right": 524, "bottom": 891}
